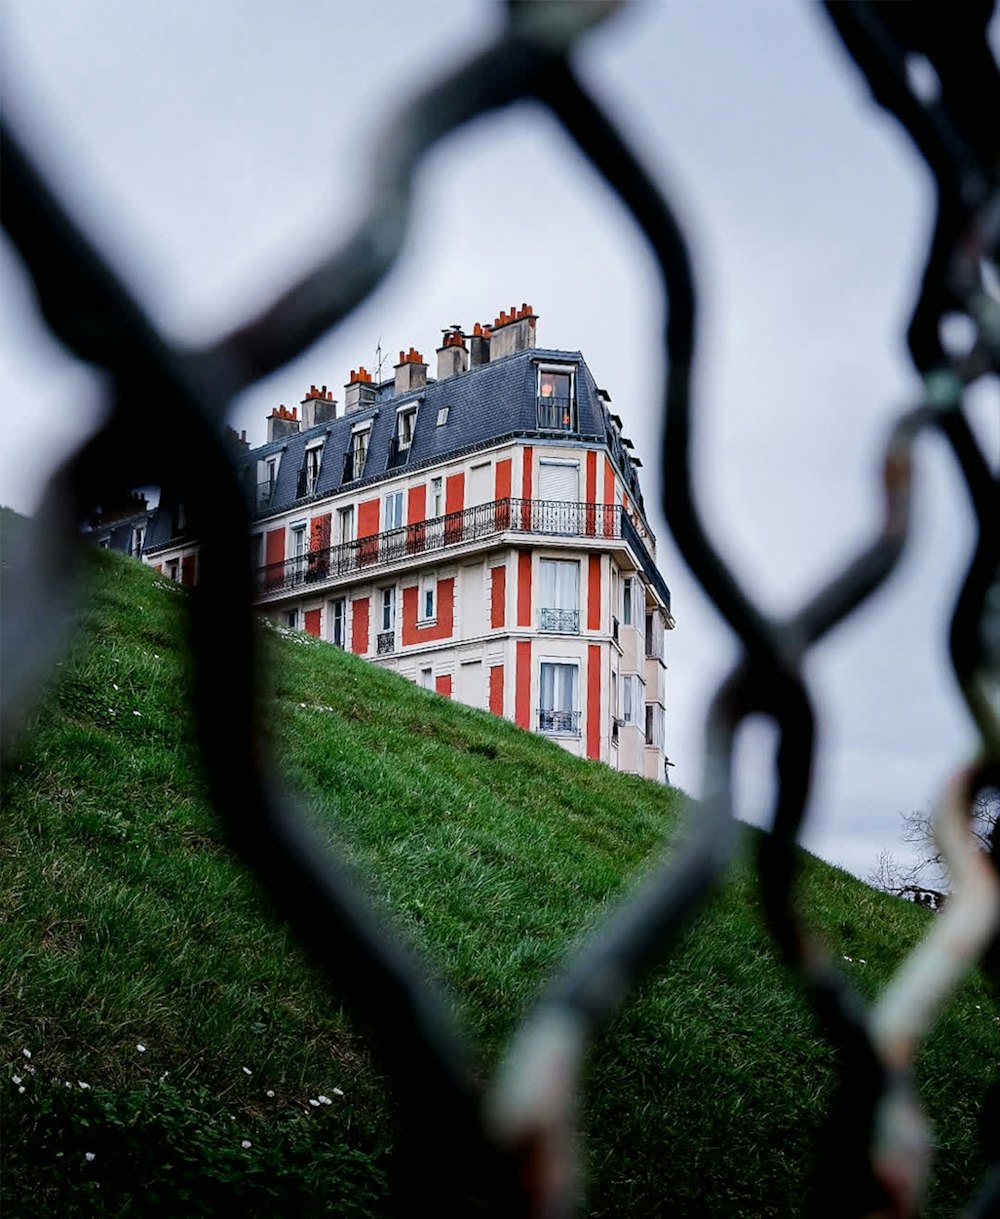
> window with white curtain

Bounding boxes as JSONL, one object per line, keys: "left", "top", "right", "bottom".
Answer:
{"left": 621, "top": 674, "right": 643, "bottom": 725}
{"left": 539, "top": 662, "right": 579, "bottom": 734}
{"left": 538, "top": 559, "right": 580, "bottom": 633}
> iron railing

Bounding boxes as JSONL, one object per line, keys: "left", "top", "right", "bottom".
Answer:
{"left": 1, "top": 3, "right": 997, "bottom": 1217}
{"left": 536, "top": 395, "right": 576, "bottom": 431}
{"left": 254, "top": 497, "right": 635, "bottom": 598}
{"left": 539, "top": 607, "right": 580, "bottom": 634}
{"left": 538, "top": 708, "right": 581, "bottom": 736}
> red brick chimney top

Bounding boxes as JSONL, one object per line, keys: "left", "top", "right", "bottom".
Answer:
{"left": 493, "top": 302, "right": 534, "bottom": 329}
{"left": 347, "top": 366, "right": 373, "bottom": 384}
{"left": 396, "top": 346, "right": 425, "bottom": 366}
{"left": 270, "top": 404, "right": 298, "bottom": 420}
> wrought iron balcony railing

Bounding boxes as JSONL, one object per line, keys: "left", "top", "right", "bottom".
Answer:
{"left": 254, "top": 497, "right": 670, "bottom": 611}
{"left": 536, "top": 395, "right": 576, "bottom": 431}
{"left": 342, "top": 449, "right": 366, "bottom": 484}
{"left": 376, "top": 630, "right": 395, "bottom": 655}
{"left": 256, "top": 480, "right": 276, "bottom": 511}
{"left": 386, "top": 436, "right": 409, "bottom": 470}
{"left": 539, "top": 607, "right": 580, "bottom": 634}
{"left": 538, "top": 708, "right": 580, "bottom": 735}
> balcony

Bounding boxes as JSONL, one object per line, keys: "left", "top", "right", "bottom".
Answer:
{"left": 376, "top": 630, "right": 395, "bottom": 655}
{"left": 539, "top": 607, "right": 579, "bottom": 634}
{"left": 253, "top": 497, "right": 670, "bottom": 610}
{"left": 386, "top": 436, "right": 410, "bottom": 470}
{"left": 538, "top": 708, "right": 580, "bottom": 736}
{"left": 536, "top": 396, "right": 576, "bottom": 432}
{"left": 296, "top": 468, "right": 320, "bottom": 499}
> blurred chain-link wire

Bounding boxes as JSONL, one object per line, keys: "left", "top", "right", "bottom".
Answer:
{"left": 2, "top": 2, "right": 997, "bottom": 1214}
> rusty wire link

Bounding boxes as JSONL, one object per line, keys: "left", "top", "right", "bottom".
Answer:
{"left": 1, "top": 0, "right": 998, "bottom": 1215}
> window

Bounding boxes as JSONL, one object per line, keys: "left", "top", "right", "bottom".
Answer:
{"left": 383, "top": 490, "right": 404, "bottom": 531}
{"left": 99, "top": 536, "right": 110, "bottom": 549}
{"left": 436, "top": 407, "right": 449, "bottom": 427}
{"left": 303, "top": 442, "right": 323, "bottom": 495}
{"left": 397, "top": 407, "right": 416, "bottom": 450}
{"left": 419, "top": 574, "right": 436, "bottom": 622}
{"left": 131, "top": 525, "right": 145, "bottom": 558}
{"left": 167, "top": 559, "right": 180, "bottom": 582}
{"left": 539, "top": 662, "right": 579, "bottom": 735}
{"left": 258, "top": 456, "right": 279, "bottom": 508}
{"left": 621, "top": 674, "right": 643, "bottom": 726}
{"left": 622, "top": 576, "right": 637, "bottom": 626}
{"left": 645, "top": 610, "right": 664, "bottom": 660}
{"left": 284, "top": 608, "right": 299, "bottom": 630}
{"left": 330, "top": 598, "right": 346, "bottom": 649}
{"left": 468, "top": 461, "right": 492, "bottom": 508}
{"left": 611, "top": 671, "right": 619, "bottom": 742}
{"left": 430, "top": 477, "right": 443, "bottom": 518}
{"left": 419, "top": 667, "right": 433, "bottom": 690}
{"left": 645, "top": 703, "right": 665, "bottom": 750}
{"left": 538, "top": 559, "right": 580, "bottom": 633}
{"left": 537, "top": 366, "right": 575, "bottom": 430}
{"left": 377, "top": 587, "right": 396, "bottom": 653}
{"left": 337, "top": 505, "right": 354, "bottom": 545}
{"left": 345, "top": 427, "right": 369, "bottom": 481}
{"left": 290, "top": 522, "right": 307, "bottom": 582}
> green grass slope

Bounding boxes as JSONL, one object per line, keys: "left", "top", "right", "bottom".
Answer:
{"left": 2, "top": 535, "right": 996, "bottom": 1216}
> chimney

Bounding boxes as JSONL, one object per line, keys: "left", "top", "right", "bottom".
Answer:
{"left": 489, "top": 302, "right": 537, "bottom": 360}
{"left": 469, "top": 321, "right": 491, "bottom": 368}
{"left": 225, "top": 426, "right": 251, "bottom": 454}
{"left": 266, "top": 404, "right": 301, "bottom": 443}
{"left": 436, "top": 329, "right": 469, "bottom": 380}
{"left": 394, "top": 346, "right": 427, "bottom": 395}
{"left": 300, "top": 383, "right": 337, "bottom": 428}
{"left": 344, "top": 366, "right": 376, "bottom": 414}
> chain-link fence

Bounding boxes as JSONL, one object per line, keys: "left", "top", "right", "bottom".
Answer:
{"left": 2, "top": 2, "right": 997, "bottom": 1214}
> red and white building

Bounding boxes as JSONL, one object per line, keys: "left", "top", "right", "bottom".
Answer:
{"left": 132, "top": 305, "right": 675, "bottom": 782}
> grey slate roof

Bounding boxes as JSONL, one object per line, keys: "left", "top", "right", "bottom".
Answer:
{"left": 145, "top": 347, "right": 646, "bottom": 549}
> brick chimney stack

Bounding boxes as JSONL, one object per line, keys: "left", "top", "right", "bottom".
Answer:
{"left": 266, "top": 404, "right": 301, "bottom": 443}
{"left": 489, "top": 303, "right": 537, "bottom": 360}
{"left": 436, "top": 328, "right": 469, "bottom": 381}
{"left": 469, "top": 321, "right": 491, "bottom": 368}
{"left": 300, "top": 384, "right": 337, "bottom": 428}
{"left": 344, "top": 366, "right": 376, "bottom": 414}
{"left": 394, "top": 347, "right": 427, "bottom": 395}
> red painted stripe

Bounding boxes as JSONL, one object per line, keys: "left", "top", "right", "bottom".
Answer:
{"left": 401, "top": 578, "right": 455, "bottom": 645}
{"left": 515, "top": 640, "right": 531, "bottom": 729}
{"left": 304, "top": 608, "right": 321, "bottom": 637}
{"left": 351, "top": 597, "right": 369, "bottom": 655}
{"left": 585, "top": 450, "right": 597, "bottom": 536}
{"left": 517, "top": 552, "right": 532, "bottom": 627}
{"left": 489, "top": 665, "right": 504, "bottom": 716}
{"left": 435, "top": 674, "right": 453, "bottom": 698}
{"left": 587, "top": 644, "right": 601, "bottom": 759}
{"left": 588, "top": 554, "right": 601, "bottom": 631}
{"left": 490, "top": 565, "right": 506, "bottom": 629}
{"left": 495, "top": 458, "right": 512, "bottom": 502}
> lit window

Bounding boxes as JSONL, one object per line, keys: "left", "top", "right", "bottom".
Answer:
{"left": 537, "top": 367, "right": 575, "bottom": 431}
{"left": 539, "top": 662, "right": 579, "bottom": 735}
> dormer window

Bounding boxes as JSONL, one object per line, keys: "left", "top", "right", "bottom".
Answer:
{"left": 344, "top": 426, "right": 369, "bottom": 483}
{"left": 388, "top": 406, "right": 417, "bottom": 469}
{"left": 130, "top": 525, "right": 145, "bottom": 558}
{"left": 536, "top": 365, "right": 576, "bottom": 431}
{"left": 300, "top": 441, "right": 323, "bottom": 496}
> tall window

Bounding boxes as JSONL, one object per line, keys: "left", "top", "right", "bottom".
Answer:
{"left": 419, "top": 667, "right": 433, "bottom": 690}
{"left": 430, "top": 477, "right": 443, "bottom": 518}
{"left": 304, "top": 442, "right": 323, "bottom": 494}
{"left": 645, "top": 703, "right": 665, "bottom": 750}
{"left": 419, "top": 574, "right": 436, "bottom": 622}
{"left": 330, "top": 598, "right": 346, "bottom": 649}
{"left": 622, "top": 576, "right": 637, "bottom": 626}
{"left": 538, "top": 559, "right": 580, "bottom": 633}
{"left": 377, "top": 587, "right": 396, "bottom": 654}
{"left": 347, "top": 427, "right": 369, "bottom": 481}
{"left": 539, "top": 662, "right": 579, "bottom": 735}
{"left": 645, "top": 610, "right": 664, "bottom": 660}
{"left": 290, "top": 522, "right": 307, "bottom": 582}
{"left": 537, "top": 367, "right": 575, "bottom": 431}
{"left": 384, "top": 490, "right": 404, "bottom": 531}
{"left": 131, "top": 525, "right": 145, "bottom": 557}
{"left": 621, "top": 674, "right": 643, "bottom": 726}
{"left": 337, "top": 505, "right": 354, "bottom": 545}
{"left": 537, "top": 460, "right": 579, "bottom": 533}
{"left": 397, "top": 408, "right": 416, "bottom": 450}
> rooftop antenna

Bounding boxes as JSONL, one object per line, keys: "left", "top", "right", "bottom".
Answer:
{"left": 374, "top": 337, "right": 388, "bottom": 383}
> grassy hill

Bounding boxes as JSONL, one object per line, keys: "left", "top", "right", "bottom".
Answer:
{"left": 1, "top": 531, "right": 995, "bottom": 1216}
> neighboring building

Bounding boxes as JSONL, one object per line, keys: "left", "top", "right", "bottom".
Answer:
{"left": 124, "top": 304, "right": 674, "bottom": 782}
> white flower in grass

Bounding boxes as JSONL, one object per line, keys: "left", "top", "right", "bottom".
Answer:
{"left": 18, "top": 1087, "right": 25, "bottom": 1094}
{"left": 242, "top": 1067, "right": 252, "bottom": 1076}
{"left": 133, "top": 710, "right": 141, "bottom": 717}
{"left": 85, "top": 1152, "right": 96, "bottom": 1162}
{"left": 859, "top": 959, "right": 867, "bottom": 965}
{"left": 136, "top": 1044, "right": 146, "bottom": 1053}
{"left": 332, "top": 1087, "right": 344, "bottom": 1096}
{"left": 309, "top": 1098, "right": 319, "bottom": 1107}
{"left": 78, "top": 1081, "right": 90, "bottom": 1090}
{"left": 22, "top": 1049, "right": 31, "bottom": 1059}
{"left": 241, "top": 1140, "right": 252, "bottom": 1149}
{"left": 12, "top": 1075, "right": 22, "bottom": 1085}
{"left": 843, "top": 956, "right": 853, "bottom": 963}
{"left": 318, "top": 1095, "right": 332, "bottom": 1105}
{"left": 112, "top": 684, "right": 119, "bottom": 691}
{"left": 266, "top": 1090, "right": 275, "bottom": 1098}
{"left": 159, "top": 1072, "right": 169, "bottom": 1083}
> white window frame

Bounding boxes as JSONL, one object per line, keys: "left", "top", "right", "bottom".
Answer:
{"left": 418, "top": 573, "right": 436, "bottom": 623}
{"left": 330, "top": 597, "right": 347, "bottom": 649}
{"left": 419, "top": 666, "right": 434, "bottom": 690}
{"left": 383, "top": 490, "right": 404, "bottom": 531}
{"left": 380, "top": 586, "right": 396, "bottom": 633}
{"left": 536, "top": 363, "right": 577, "bottom": 430}
{"left": 304, "top": 440, "right": 323, "bottom": 495}
{"left": 622, "top": 576, "right": 637, "bottom": 626}
{"left": 289, "top": 521, "right": 307, "bottom": 580}
{"left": 396, "top": 406, "right": 417, "bottom": 450}
{"left": 350, "top": 425, "right": 370, "bottom": 478}
{"left": 645, "top": 702, "right": 665, "bottom": 750}
{"left": 538, "top": 558, "right": 580, "bottom": 633}
{"left": 337, "top": 505, "right": 354, "bottom": 545}
{"left": 621, "top": 674, "right": 644, "bottom": 726}
{"left": 538, "top": 660, "right": 580, "bottom": 736}
{"left": 430, "top": 476, "right": 443, "bottom": 519}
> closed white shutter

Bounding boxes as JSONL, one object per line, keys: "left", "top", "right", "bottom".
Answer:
{"left": 537, "top": 461, "right": 579, "bottom": 534}
{"left": 468, "top": 462, "right": 492, "bottom": 508}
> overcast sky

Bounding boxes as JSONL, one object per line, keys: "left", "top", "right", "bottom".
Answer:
{"left": 1, "top": 0, "right": 996, "bottom": 880}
